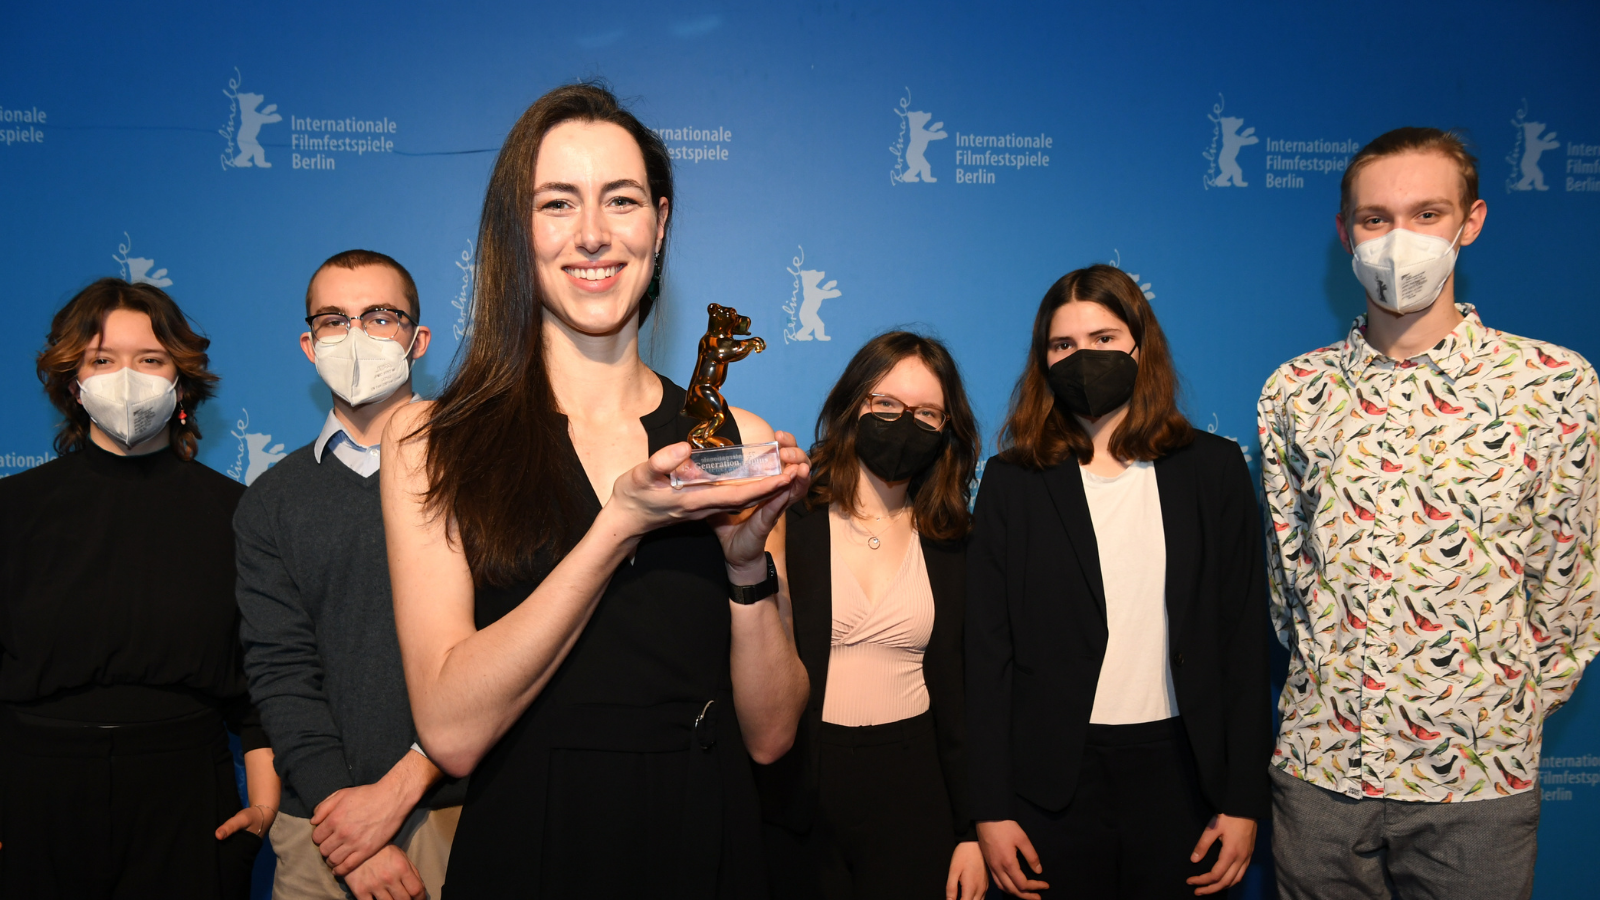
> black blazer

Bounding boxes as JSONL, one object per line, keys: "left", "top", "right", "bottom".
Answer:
{"left": 965, "top": 431, "right": 1271, "bottom": 822}
{"left": 755, "top": 501, "right": 972, "bottom": 840}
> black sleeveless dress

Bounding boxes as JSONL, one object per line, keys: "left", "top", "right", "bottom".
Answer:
{"left": 443, "top": 375, "right": 767, "bottom": 899}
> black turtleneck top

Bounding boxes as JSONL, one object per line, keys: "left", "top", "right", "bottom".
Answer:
{"left": 0, "top": 441, "right": 266, "bottom": 750}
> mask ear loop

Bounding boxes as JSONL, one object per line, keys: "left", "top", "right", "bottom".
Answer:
{"left": 1417, "top": 222, "right": 1469, "bottom": 309}
{"left": 400, "top": 324, "right": 421, "bottom": 358}
{"left": 391, "top": 320, "right": 422, "bottom": 388}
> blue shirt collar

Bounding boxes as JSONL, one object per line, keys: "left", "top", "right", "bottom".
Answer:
{"left": 312, "top": 395, "right": 419, "bottom": 463}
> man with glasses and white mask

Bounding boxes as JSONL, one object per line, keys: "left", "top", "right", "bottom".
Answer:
{"left": 1259, "top": 128, "right": 1600, "bottom": 900}
{"left": 235, "top": 249, "right": 464, "bottom": 900}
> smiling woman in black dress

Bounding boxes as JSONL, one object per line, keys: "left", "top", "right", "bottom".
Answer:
{"left": 381, "top": 84, "right": 810, "bottom": 898}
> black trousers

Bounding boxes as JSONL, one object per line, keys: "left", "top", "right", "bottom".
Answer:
{"left": 1008, "top": 717, "right": 1219, "bottom": 900}
{"left": 0, "top": 707, "right": 260, "bottom": 900}
{"left": 766, "top": 712, "right": 955, "bottom": 900}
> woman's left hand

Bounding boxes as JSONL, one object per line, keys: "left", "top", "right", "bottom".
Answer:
{"left": 946, "top": 840, "right": 989, "bottom": 900}
{"left": 1185, "top": 813, "right": 1256, "bottom": 895}
{"left": 712, "top": 430, "right": 810, "bottom": 575}
{"left": 215, "top": 804, "right": 275, "bottom": 841}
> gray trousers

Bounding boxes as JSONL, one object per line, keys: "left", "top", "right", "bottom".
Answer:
{"left": 1270, "top": 766, "right": 1540, "bottom": 900}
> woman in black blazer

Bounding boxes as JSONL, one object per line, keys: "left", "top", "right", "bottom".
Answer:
{"left": 758, "top": 332, "right": 986, "bottom": 900}
{"left": 968, "top": 266, "right": 1271, "bottom": 900}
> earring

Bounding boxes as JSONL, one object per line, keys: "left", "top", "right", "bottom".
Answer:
{"left": 177, "top": 401, "right": 188, "bottom": 427}
{"left": 645, "top": 256, "right": 663, "bottom": 303}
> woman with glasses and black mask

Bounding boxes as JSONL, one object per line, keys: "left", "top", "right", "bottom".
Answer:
{"left": 0, "top": 279, "right": 277, "bottom": 898}
{"left": 758, "top": 332, "right": 987, "bottom": 900}
{"left": 967, "top": 266, "right": 1270, "bottom": 900}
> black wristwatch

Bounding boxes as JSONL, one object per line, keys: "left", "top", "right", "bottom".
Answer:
{"left": 728, "top": 552, "right": 779, "bottom": 605}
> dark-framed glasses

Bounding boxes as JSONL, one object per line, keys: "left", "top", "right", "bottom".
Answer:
{"left": 867, "top": 393, "right": 947, "bottom": 431}
{"left": 305, "top": 307, "right": 415, "bottom": 343}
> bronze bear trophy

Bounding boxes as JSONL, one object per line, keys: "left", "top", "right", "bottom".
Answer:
{"left": 684, "top": 303, "right": 766, "bottom": 448}
{"left": 673, "top": 303, "right": 781, "bottom": 487}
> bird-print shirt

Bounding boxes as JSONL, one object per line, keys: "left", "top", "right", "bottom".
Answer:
{"left": 1259, "top": 304, "right": 1600, "bottom": 802}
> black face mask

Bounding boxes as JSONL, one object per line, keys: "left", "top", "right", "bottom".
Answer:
{"left": 855, "top": 412, "right": 947, "bottom": 483}
{"left": 1047, "top": 349, "right": 1139, "bottom": 419}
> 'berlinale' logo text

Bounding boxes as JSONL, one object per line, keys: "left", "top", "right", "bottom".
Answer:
{"left": 219, "top": 68, "right": 280, "bottom": 171}
{"left": 1506, "top": 100, "right": 1600, "bottom": 194}
{"left": 1203, "top": 94, "right": 1255, "bottom": 188}
{"left": 113, "top": 233, "right": 172, "bottom": 287}
{"left": 226, "top": 409, "right": 287, "bottom": 486}
{"left": 890, "top": 89, "right": 946, "bottom": 184}
{"left": 451, "top": 239, "right": 476, "bottom": 342}
{"left": 782, "top": 245, "right": 842, "bottom": 344}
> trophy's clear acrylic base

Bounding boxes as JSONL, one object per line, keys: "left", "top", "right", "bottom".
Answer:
{"left": 671, "top": 441, "right": 782, "bottom": 488}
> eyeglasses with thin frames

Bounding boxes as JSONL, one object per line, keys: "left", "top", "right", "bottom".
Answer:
{"left": 866, "top": 393, "right": 947, "bottom": 431}
{"left": 304, "top": 307, "right": 416, "bottom": 343}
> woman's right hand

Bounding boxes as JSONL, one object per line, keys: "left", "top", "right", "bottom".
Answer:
{"left": 977, "top": 820, "right": 1050, "bottom": 899}
{"left": 603, "top": 440, "right": 805, "bottom": 540}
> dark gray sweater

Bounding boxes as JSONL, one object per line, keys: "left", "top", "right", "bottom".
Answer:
{"left": 234, "top": 444, "right": 464, "bottom": 817}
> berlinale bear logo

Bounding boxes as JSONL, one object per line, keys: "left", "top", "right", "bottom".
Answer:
{"left": 890, "top": 89, "right": 948, "bottom": 185}
{"left": 794, "top": 270, "right": 842, "bottom": 342}
{"left": 783, "top": 245, "right": 844, "bottom": 344}
{"left": 1203, "top": 94, "right": 1258, "bottom": 189}
{"left": 1109, "top": 250, "right": 1155, "bottom": 302}
{"left": 1507, "top": 101, "right": 1560, "bottom": 193}
{"left": 219, "top": 68, "right": 282, "bottom": 171}
{"left": 113, "top": 233, "right": 172, "bottom": 288}
{"left": 226, "top": 409, "right": 287, "bottom": 485}
{"left": 898, "top": 111, "right": 947, "bottom": 183}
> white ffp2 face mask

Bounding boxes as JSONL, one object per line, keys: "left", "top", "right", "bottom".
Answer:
{"left": 1350, "top": 224, "right": 1465, "bottom": 315}
{"left": 77, "top": 367, "right": 179, "bottom": 448}
{"left": 313, "top": 327, "right": 414, "bottom": 407}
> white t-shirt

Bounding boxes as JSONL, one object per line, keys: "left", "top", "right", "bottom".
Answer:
{"left": 1080, "top": 461, "right": 1180, "bottom": 725}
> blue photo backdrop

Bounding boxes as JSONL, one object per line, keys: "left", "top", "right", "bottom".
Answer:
{"left": 4, "top": 2, "right": 1598, "bottom": 896}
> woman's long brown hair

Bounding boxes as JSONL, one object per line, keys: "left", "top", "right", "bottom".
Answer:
{"left": 999, "top": 264, "right": 1191, "bottom": 469}
{"left": 36, "top": 278, "right": 218, "bottom": 460}
{"left": 806, "top": 331, "right": 980, "bottom": 542}
{"left": 416, "top": 82, "right": 674, "bottom": 587}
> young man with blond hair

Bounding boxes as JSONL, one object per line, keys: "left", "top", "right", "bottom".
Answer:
{"left": 1258, "top": 128, "right": 1599, "bottom": 899}
{"left": 236, "top": 249, "right": 464, "bottom": 899}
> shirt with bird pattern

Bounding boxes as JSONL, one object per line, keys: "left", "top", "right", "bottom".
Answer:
{"left": 1258, "top": 304, "right": 1600, "bottom": 802}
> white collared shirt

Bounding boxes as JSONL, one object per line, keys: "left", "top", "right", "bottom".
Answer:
{"left": 311, "top": 395, "right": 420, "bottom": 478}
